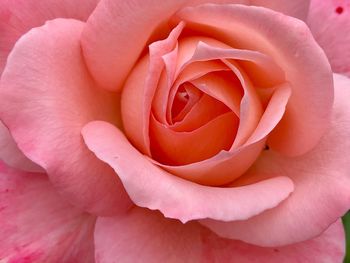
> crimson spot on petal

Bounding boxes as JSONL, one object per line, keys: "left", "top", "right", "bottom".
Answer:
{"left": 335, "top": 6, "right": 344, "bottom": 14}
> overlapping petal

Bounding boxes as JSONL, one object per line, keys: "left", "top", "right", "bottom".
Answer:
{"left": 0, "top": 18, "right": 132, "bottom": 216}
{"left": 0, "top": 161, "right": 95, "bottom": 262}
{"left": 0, "top": 121, "right": 43, "bottom": 173}
{"left": 82, "top": 120, "right": 293, "bottom": 223}
{"left": 94, "top": 207, "right": 344, "bottom": 263}
{"left": 175, "top": 4, "right": 333, "bottom": 156}
{"left": 201, "top": 74, "right": 350, "bottom": 247}
{"left": 0, "top": 0, "right": 99, "bottom": 75}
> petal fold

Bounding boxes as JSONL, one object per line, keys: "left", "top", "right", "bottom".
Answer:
{"left": 201, "top": 73, "right": 350, "bottom": 246}
{"left": 0, "top": 18, "right": 131, "bottom": 216}
{"left": 94, "top": 207, "right": 345, "bottom": 263}
{"left": 0, "top": 121, "right": 43, "bottom": 173}
{"left": 0, "top": 0, "right": 99, "bottom": 75}
{"left": 175, "top": 4, "right": 333, "bottom": 156}
{"left": 82, "top": 120, "right": 294, "bottom": 223}
{"left": 0, "top": 161, "right": 95, "bottom": 262}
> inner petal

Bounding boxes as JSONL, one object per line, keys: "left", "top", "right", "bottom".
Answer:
{"left": 171, "top": 83, "right": 203, "bottom": 123}
{"left": 150, "top": 112, "right": 239, "bottom": 165}
{"left": 171, "top": 92, "right": 230, "bottom": 132}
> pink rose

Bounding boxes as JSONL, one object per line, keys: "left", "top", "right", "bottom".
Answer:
{"left": 0, "top": 0, "right": 349, "bottom": 262}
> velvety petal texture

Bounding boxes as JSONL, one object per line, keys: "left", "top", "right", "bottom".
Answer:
{"left": 250, "top": 0, "right": 310, "bottom": 21}
{"left": 175, "top": 4, "right": 333, "bottom": 156}
{"left": 201, "top": 74, "right": 350, "bottom": 247}
{"left": 0, "top": 0, "right": 99, "bottom": 75}
{"left": 0, "top": 19, "right": 132, "bottom": 216}
{"left": 0, "top": 121, "right": 43, "bottom": 173}
{"left": 81, "top": 0, "right": 252, "bottom": 91}
{"left": 94, "top": 207, "right": 345, "bottom": 263}
{"left": 0, "top": 161, "right": 95, "bottom": 262}
{"left": 307, "top": 0, "right": 350, "bottom": 77}
{"left": 82, "top": 120, "right": 294, "bottom": 223}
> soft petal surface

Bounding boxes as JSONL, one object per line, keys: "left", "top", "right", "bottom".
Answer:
{"left": 201, "top": 73, "right": 350, "bottom": 247}
{"left": 0, "top": 161, "right": 95, "bottom": 262}
{"left": 94, "top": 207, "right": 345, "bottom": 263}
{"left": 307, "top": 0, "right": 350, "bottom": 77}
{"left": 0, "top": 0, "right": 99, "bottom": 75}
{"left": 0, "top": 121, "right": 43, "bottom": 173}
{"left": 81, "top": 0, "right": 252, "bottom": 91}
{"left": 175, "top": 4, "right": 333, "bottom": 156}
{"left": 82, "top": 120, "right": 293, "bottom": 223}
{"left": 250, "top": 0, "right": 310, "bottom": 21}
{"left": 0, "top": 19, "right": 131, "bottom": 215}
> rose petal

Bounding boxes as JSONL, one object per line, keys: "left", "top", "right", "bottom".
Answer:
{"left": 0, "top": 121, "right": 43, "bottom": 173}
{"left": 171, "top": 93, "right": 230, "bottom": 132}
{"left": 0, "top": 0, "right": 99, "bottom": 75}
{"left": 121, "top": 22, "right": 185, "bottom": 156}
{"left": 250, "top": 0, "right": 311, "bottom": 21}
{"left": 82, "top": 120, "right": 294, "bottom": 223}
{"left": 150, "top": 112, "right": 238, "bottom": 166}
{"left": 0, "top": 161, "right": 95, "bottom": 262}
{"left": 81, "top": 0, "right": 249, "bottom": 90}
{"left": 201, "top": 73, "right": 350, "bottom": 246}
{"left": 0, "top": 19, "right": 132, "bottom": 216}
{"left": 94, "top": 207, "right": 344, "bottom": 263}
{"left": 175, "top": 4, "right": 333, "bottom": 156}
{"left": 307, "top": 0, "right": 350, "bottom": 77}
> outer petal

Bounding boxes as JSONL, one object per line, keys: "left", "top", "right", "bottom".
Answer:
{"left": 307, "top": 0, "right": 350, "bottom": 77}
{"left": 0, "top": 19, "right": 131, "bottom": 215}
{"left": 175, "top": 4, "right": 333, "bottom": 156}
{"left": 81, "top": 0, "right": 249, "bottom": 91}
{"left": 82, "top": 120, "right": 294, "bottom": 223}
{"left": 0, "top": 121, "right": 43, "bottom": 173}
{"left": 250, "top": 0, "right": 310, "bottom": 21}
{"left": 0, "top": 0, "right": 99, "bottom": 75}
{"left": 94, "top": 207, "right": 345, "bottom": 263}
{"left": 201, "top": 73, "right": 350, "bottom": 246}
{"left": 0, "top": 161, "right": 95, "bottom": 262}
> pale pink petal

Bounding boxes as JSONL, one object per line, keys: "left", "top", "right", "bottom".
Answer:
{"left": 0, "top": 121, "right": 43, "bottom": 173}
{"left": 175, "top": 4, "right": 333, "bottom": 156}
{"left": 0, "top": 19, "right": 131, "bottom": 215}
{"left": 0, "top": 0, "right": 99, "bottom": 75}
{"left": 94, "top": 207, "right": 345, "bottom": 263}
{"left": 201, "top": 73, "right": 350, "bottom": 246}
{"left": 82, "top": 120, "right": 293, "bottom": 223}
{"left": 0, "top": 161, "right": 95, "bottom": 262}
{"left": 81, "top": 0, "right": 249, "bottom": 91}
{"left": 307, "top": 0, "right": 350, "bottom": 77}
{"left": 250, "top": 0, "right": 311, "bottom": 21}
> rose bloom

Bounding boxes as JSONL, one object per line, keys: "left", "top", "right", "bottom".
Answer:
{"left": 0, "top": 0, "right": 350, "bottom": 262}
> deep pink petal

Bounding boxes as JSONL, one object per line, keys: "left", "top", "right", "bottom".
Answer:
{"left": 307, "top": 0, "right": 350, "bottom": 77}
{"left": 201, "top": 73, "right": 350, "bottom": 246}
{"left": 250, "top": 0, "right": 311, "bottom": 21}
{"left": 82, "top": 120, "right": 293, "bottom": 223}
{"left": 0, "top": 161, "right": 95, "bottom": 262}
{"left": 0, "top": 0, "right": 99, "bottom": 76}
{"left": 94, "top": 207, "right": 345, "bottom": 263}
{"left": 175, "top": 4, "right": 333, "bottom": 156}
{"left": 81, "top": 0, "right": 250, "bottom": 91}
{"left": 0, "top": 19, "right": 131, "bottom": 216}
{"left": 0, "top": 121, "right": 43, "bottom": 173}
